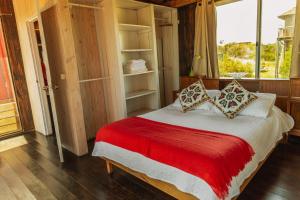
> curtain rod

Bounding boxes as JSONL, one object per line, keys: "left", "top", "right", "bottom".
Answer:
{"left": 0, "top": 13, "right": 12, "bottom": 17}
{"left": 68, "top": 3, "right": 103, "bottom": 10}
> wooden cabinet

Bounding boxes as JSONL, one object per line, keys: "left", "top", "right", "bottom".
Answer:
{"left": 288, "top": 78, "right": 300, "bottom": 137}
{"left": 68, "top": 1, "right": 115, "bottom": 141}
{"left": 288, "top": 100, "right": 300, "bottom": 136}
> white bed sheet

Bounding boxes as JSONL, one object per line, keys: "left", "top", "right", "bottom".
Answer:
{"left": 92, "top": 105, "right": 294, "bottom": 200}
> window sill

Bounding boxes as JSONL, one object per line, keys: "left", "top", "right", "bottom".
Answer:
{"left": 219, "top": 77, "right": 290, "bottom": 81}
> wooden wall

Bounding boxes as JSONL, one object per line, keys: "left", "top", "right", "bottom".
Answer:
{"left": 0, "top": 0, "right": 34, "bottom": 132}
{"left": 178, "top": 3, "right": 196, "bottom": 76}
{"left": 12, "top": 0, "right": 51, "bottom": 134}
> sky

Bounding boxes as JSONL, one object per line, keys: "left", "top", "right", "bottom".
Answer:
{"left": 217, "top": 0, "right": 296, "bottom": 44}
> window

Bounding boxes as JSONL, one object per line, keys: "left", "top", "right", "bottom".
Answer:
{"left": 217, "top": 0, "right": 297, "bottom": 79}
{"left": 217, "top": 0, "right": 257, "bottom": 78}
{"left": 260, "top": 0, "right": 296, "bottom": 78}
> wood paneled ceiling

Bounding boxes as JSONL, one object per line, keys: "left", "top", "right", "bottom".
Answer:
{"left": 138, "top": 0, "right": 224, "bottom": 8}
{"left": 138, "top": 0, "right": 197, "bottom": 8}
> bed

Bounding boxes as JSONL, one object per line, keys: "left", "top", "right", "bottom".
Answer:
{"left": 92, "top": 101, "right": 294, "bottom": 200}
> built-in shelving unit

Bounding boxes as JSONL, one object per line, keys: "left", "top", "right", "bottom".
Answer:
{"left": 115, "top": 0, "right": 160, "bottom": 117}
{"left": 126, "top": 89, "right": 157, "bottom": 100}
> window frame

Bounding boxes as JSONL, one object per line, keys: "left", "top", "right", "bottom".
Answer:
{"left": 217, "top": 0, "right": 295, "bottom": 79}
{"left": 255, "top": 0, "right": 262, "bottom": 79}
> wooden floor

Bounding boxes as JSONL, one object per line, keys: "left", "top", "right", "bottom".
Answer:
{"left": 0, "top": 132, "right": 300, "bottom": 200}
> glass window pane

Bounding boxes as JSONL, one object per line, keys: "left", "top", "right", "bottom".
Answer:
{"left": 217, "top": 0, "right": 257, "bottom": 78}
{"left": 260, "top": 0, "right": 296, "bottom": 79}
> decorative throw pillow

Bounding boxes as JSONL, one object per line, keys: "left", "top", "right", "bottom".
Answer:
{"left": 211, "top": 80, "right": 257, "bottom": 119}
{"left": 179, "top": 80, "right": 210, "bottom": 112}
{"left": 173, "top": 90, "right": 221, "bottom": 111}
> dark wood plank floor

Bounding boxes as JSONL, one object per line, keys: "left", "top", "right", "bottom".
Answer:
{"left": 0, "top": 132, "right": 300, "bottom": 200}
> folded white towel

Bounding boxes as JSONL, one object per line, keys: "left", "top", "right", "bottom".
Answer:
{"left": 127, "top": 59, "right": 146, "bottom": 65}
{"left": 124, "top": 59, "right": 148, "bottom": 74}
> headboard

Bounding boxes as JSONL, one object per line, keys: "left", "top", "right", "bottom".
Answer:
{"left": 178, "top": 76, "right": 291, "bottom": 112}
{"left": 174, "top": 76, "right": 300, "bottom": 137}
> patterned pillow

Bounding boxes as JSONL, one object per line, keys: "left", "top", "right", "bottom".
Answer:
{"left": 179, "top": 80, "right": 210, "bottom": 112}
{"left": 211, "top": 80, "right": 257, "bottom": 119}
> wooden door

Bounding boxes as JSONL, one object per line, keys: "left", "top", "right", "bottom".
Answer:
{"left": 27, "top": 20, "right": 53, "bottom": 136}
{"left": 40, "top": 6, "right": 65, "bottom": 162}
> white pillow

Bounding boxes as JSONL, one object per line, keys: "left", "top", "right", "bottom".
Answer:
{"left": 212, "top": 92, "right": 276, "bottom": 118}
{"left": 207, "top": 90, "right": 222, "bottom": 98}
{"left": 173, "top": 90, "right": 221, "bottom": 111}
{"left": 239, "top": 93, "right": 276, "bottom": 118}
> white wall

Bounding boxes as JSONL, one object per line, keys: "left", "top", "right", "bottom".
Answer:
{"left": 12, "top": 0, "right": 47, "bottom": 134}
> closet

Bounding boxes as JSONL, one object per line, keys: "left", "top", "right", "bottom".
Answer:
{"left": 68, "top": 0, "right": 116, "bottom": 140}
{"left": 67, "top": 0, "right": 179, "bottom": 124}
{"left": 154, "top": 5, "right": 179, "bottom": 106}
{"left": 34, "top": 0, "right": 179, "bottom": 157}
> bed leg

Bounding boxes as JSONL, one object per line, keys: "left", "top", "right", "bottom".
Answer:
{"left": 284, "top": 133, "right": 289, "bottom": 144}
{"left": 283, "top": 133, "right": 289, "bottom": 144}
{"left": 106, "top": 160, "right": 113, "bottom": 175}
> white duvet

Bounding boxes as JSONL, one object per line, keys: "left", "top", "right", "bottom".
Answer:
{"left": 92, "top": 105, "right": 294, "bottom": 200}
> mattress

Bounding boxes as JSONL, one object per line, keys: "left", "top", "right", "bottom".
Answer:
{"left": 92, "top": 105, "right": 294, "bottom": 200}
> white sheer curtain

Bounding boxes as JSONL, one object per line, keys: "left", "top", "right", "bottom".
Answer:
{"left": 192, "top": 0, "right": 219, "bottom": 78}
{"left": 291, "top": 0, "right": 300, "bottom": 78}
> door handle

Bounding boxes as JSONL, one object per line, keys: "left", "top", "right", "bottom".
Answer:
{"left": 42, "top": 86, "right": 49, "bottom": 91}
{"left": 51, "top": 85, "right": 59, "bottom": 90}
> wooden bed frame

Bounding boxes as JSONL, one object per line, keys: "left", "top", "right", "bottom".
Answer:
{"left": 101, "top": 77, "right": 292, "bottom": 199}
{"left": 103, "top": 137, "right": 286, "bottom": 200}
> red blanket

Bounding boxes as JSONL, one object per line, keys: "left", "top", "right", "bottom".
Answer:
{"left": 95, "top": 117, "right": 254, "bottom": 199}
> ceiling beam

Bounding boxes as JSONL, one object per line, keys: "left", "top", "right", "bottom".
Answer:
{"left": 138, "top": 0, "right": 230, "bottom": 8}
{"left": 165, "top": 0, "right": 198, "bottom": 7}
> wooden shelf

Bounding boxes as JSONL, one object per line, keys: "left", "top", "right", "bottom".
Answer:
{"left": 126, "top": 89, "right": 156, "bottom": 100}
{"left": 124, "top": 70, "right": 154, "bottom": 77}
{"left": 115, "top": 0, "right": 148, "bottom": 10}
{"left": 119, "top": 23, "right": 151, "bottom": 31}
{"left": 121, "top": 49, "right": 152, "bottom": 53}
{"left": 127, "top": 108, "right": 155, "bottom": 117}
